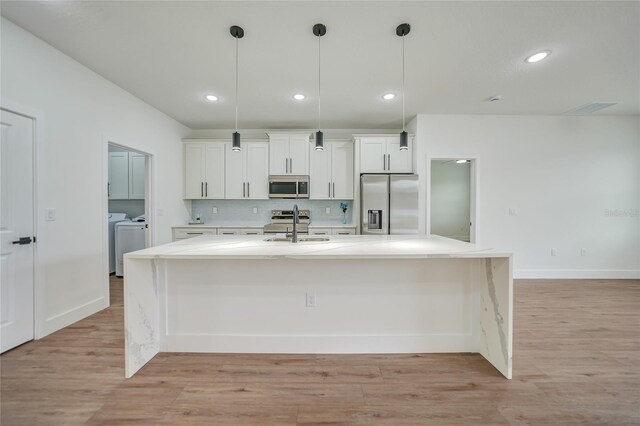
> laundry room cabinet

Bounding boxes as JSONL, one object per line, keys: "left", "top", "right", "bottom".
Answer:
{"left": 268, "top": 133, "right": 311, "bottom": 175}
{"left": 310, "top": 141, "right": 354, "bottom": 200}
{"left": 108, "top": 151, "right": 146, "bottom": 200}
{"left": 358, "top": 135, "right": 413, "bottom": 173}
{"left": 183, "top": 141, "right": 225, "bottom": 199}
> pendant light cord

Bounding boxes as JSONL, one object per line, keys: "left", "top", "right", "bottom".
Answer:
{"left": 402, "top": 33, "right": 405, "bottom": 132}
{"left": 235, "top": 35, "right": 239, "bottom": 132}
{"left": 318, "top": 34, "right": 321, "bottom": 131}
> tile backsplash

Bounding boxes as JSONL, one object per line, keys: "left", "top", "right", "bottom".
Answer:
{"left": 191, "top": 199, "right": 354, "bottom": 224}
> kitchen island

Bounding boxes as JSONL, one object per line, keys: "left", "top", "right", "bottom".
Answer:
{"left": 124, "top": 235, "right": 512, "bottom": 379}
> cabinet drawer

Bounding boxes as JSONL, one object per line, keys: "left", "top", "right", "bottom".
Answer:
{"left": 173, "top": 228, "right": 217, "bottom": 240}
{"left": 309, "top": 228, "right": 331, "bottom": 236}
{"left": 331, "top": 228, "right": 356, "bottom": 235}
{"left": 240, "top": 229, "right": 264, "bottom": 235}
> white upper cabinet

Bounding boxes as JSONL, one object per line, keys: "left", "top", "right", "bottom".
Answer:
{"left": 310, "top": 141, "right": 354, "bottom": 200}
{"left": 184, "top": 141, "right": 226, "bottom": 199}
{"left": 108, "top": 151, "right": 130, "bottom": 199}
{"left": 359, "top": 135, "right": 413, "bottom": 173}
{"left": 128, "top": 153, "right": 146, "bottom": 199}
{"left": 225, "top": 141, "right": 269, "bottom": 200}
{"left": 109, "top": 151, "right": 146, "bottom": 200}
{"left": 268, "top": 133, "right": 310, "bottom": 175}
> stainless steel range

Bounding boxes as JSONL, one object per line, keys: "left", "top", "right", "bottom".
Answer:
{"left": 263, "top": 209, "right": 310, "bottom": 234}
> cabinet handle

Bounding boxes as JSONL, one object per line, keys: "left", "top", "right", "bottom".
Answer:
{"left": 247, "top": 182, "right": 250, "bottom": 198}
{"left": 383, "top": 154, "right": 386, "bottom": 171}
{"left": 328, "top": 182, "right": 331, "bottom": 197}
{"left": 243, "top": 182, "right": 246, "bottom": 198}
{"left": 205, "top": 182, "right": 208, "bottom": 197}
{"left": 108, "top": 183, "right": 111, "bottom": 196}
{"left": 333, "top": 182, "right": 335, "bottom": 198}
{"left": 201, "top": 182, "right": 204, "bottom": 197}
{"left": 388, "top": 154, "right": 391, "bottom": 170}
{"left": 285, "top": 158, "right": 288, "bottom": 173}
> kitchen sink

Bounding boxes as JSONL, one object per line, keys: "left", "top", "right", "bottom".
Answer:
{"left": 263, "top": 237, "right": 330, "bottom": 243}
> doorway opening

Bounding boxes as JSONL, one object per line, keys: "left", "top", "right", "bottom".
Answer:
{"left": 106, "top": 143, "right": 152, "bottom": 279}
{"left": 429, "top": 158, "right": 476, "bottom": 243}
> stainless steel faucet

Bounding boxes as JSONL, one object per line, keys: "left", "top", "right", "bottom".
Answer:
{"left": 292, "top": 204, "right": 300, "bottom": 243}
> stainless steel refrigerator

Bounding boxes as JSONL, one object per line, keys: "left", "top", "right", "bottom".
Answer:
{"left": 361, "top": 174, "right": 419, "bottom": 235}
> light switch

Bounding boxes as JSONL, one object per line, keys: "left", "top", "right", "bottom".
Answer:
{"left": 46, "top": 208, "right": 56, "bottom": 221}
{"left": 509, "top": 208, "right": 518, "bottom": 216}
{"left": 253, "top": 207, "right": 258, "bottom": 214}
{"left": 212, "top": 207, "right": 218, "bottom": 214}
{"left": 325, "top": 207, "right": 331, "bottom": 214}
{"left": 551, "top": 248, "right": 557, "bottom": 256}
{"left": 580, "top": 248, "right": 587, "bottom": 256}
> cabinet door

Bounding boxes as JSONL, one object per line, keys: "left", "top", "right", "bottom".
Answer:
{"left": 309, "top": 145, "right": 331, "bottom": 199}
{"left": 268, "top": 135, "right": 289, "bottom": 175}
{"left": 359, "top": 138, "right": 386, "bottom": 173}
{"left": 309, "top": 228, "right": 331, "bottom": 235}
{"left": 330, "top": 142, "right": 354, "bottom": 199}
{"left": 128, "top": 153, "right": 146, "bottom": 199}
{"left": 184, "top": 143, "right": 205, "bottom": 199}
{"left": 289, "top": 135, "right": 310, "bottom": 175}
{"left": 108, "top": 152, "right": 129, "bottom": 199}
{"left": 245, "top": 142, "right": 269, "bottom": 199}
{"left": 225, "top": 143, "right": 245, "bottom": 199}
{"left": 331, "top": 228, "right": 356, "bottom": 235}
{"left": 204, "top": 143, "right": 225, "bottom": 199}
{"left": 387, "top": 137, "right": 413, "bottom": 173}
{"left": 218, "top": 229, "right": 239, "bottom": 236}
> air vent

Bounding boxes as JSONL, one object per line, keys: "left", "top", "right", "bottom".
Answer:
{"left": 564, "top": 102, "right": 618, "bottom": 115}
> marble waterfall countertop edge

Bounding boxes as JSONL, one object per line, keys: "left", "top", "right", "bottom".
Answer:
{"left": 126, "top": 235, "right": 512, "bottom": 260}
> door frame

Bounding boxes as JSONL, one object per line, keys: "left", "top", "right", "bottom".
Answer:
{"left": 1, "top": 101, "right": 41, "bottom": 339}
{"left": 102, "top": 137, "right": 154, "bottom": 292}
{"left": 427, "top": 155, "right": 478, "bottom": 244}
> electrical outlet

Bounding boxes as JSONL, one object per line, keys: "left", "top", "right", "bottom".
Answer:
{"left": 212, "top": 207, "right": 218, "bottom": 214}
{"left": 580, "top": 248, "right": 587, "bottom": 256}
{"left": 253, "top": 207, "right": 258, "bottom": 214}
{"left": 509, "top": 208, "right": 518, "bottom": 216}
{"left": 551, "top": 248, "right": 558, "bottom": 256}
{"left": 325, "top": 207, "right": 331, "bottom": 214}
{"left": 306, "top": 292, "right": 317, "bottom": 308}
{"left": 46, "top": 208, "right": 56, "bottom": 221}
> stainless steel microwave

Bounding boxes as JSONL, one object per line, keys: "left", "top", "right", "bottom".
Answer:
{"left": 268, "top": 175, "right": 309, "bottom": 199}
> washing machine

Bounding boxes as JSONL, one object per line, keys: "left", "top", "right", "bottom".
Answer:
{"left": 108, "top": 213, "right": 129, "bottom": 274}
{"left": 115, "top": 218, "right": 146, "bottom": 277}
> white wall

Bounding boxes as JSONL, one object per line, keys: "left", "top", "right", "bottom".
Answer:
{"left": 431, "top": 160, "right": 471, "bottom": 242}
{"left": 416, "top": 114, "right": 640, "bottom": 278}
{"left": 1, "top": 18, "right": 190, "bottom": 337}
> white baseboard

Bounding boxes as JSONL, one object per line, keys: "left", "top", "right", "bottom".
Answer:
{"left": 37, "top": 296, "right": 108, "bottom": 339}
{"left": 514, "top": 269, "right": 640, "bottom": 279}
{"left": 164, "top": 333, "right": 477, "bottom": 354}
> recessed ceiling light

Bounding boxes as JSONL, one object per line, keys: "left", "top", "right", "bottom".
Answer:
{"left": 525, "top": 50, "right": 551, "bottom": 63}
{"left": 205, "top": 94, "right": 219, "bottom": 101}
{"left": 293, "top": 94, "right": 305, "bottom": 100}
{"left": 456, "top": 159, "right": 470, "bottom": 164}
{"left": 382, "top": 93, "right": 396, "bottom": 100}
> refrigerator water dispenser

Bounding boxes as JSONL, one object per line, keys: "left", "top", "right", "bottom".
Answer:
{"left": 368, "top": 210, "right": 383, "bottom": 229}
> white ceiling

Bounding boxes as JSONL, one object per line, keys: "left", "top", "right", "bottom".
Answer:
{"left": 2, "top": 1, "right": 639, "bottom": 129}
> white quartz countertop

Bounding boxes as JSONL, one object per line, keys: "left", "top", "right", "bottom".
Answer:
{"left": 126, "top": 235, "right": 511, "bottom": 260}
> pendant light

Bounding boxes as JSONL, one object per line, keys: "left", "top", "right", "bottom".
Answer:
{"left": 396, "top": 23, "right": 410, "bottom": 151}
{"left": 230, "top": 25, "right": 244, "bottom": 151}
{"left": 313, "top": 23, "right": 326, "bottom": 151}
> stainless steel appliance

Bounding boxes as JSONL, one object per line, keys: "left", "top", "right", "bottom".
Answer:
{"left": 268, "top": 175, "right": 309, "bottom": 199}
{"left": 361, "top": 174, "right": 419, "bottom": 235}
{"left": 263, "top": 209, "right": 310, "bottom": 234}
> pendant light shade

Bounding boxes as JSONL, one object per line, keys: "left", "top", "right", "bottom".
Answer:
{"left": 396, "top": 23, "right": 410, "bottom": 152}
{"left": 230, "top": 25, "right": 244, "bottom": 151}
{"left": 313, "top": 23, "right": 326, "bottom": 152}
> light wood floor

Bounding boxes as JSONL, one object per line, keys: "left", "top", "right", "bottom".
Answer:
{"left": 1, "top": 277, "right": 638, "bottom": 425}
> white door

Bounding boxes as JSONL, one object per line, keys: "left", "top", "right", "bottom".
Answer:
{"left": 288, "top": 135, "right": 310, "bottom": 175}
{"left": 331, "top": 142, "right": 354, "bottom": 199}
{"left": 184, "top": 143, "right": 205, "bottom": 199}
{"left": 268, "top": 135, "right": 289, "bottom": 175}
{"left": 1, "top": 109, "right": 35, "bottom": 353}
{"left": 245, "top": 142, "right": 269, "bottom": 199}
{"left": 108, "top": 151, "right": 129, "bottom": 199}
{"left": 128, "top": 153, "right": 146, "bottom": 199}
{"left": 204, "top": 143, "right": 225, "bottom": 199}
{"left": 387, "top": 137, "right": 413, "bottom": 173}
{"left": 309, "top": 144, "right": 331, "bottom": 199}
{"left": 359, "top": 138, "right": 387, "bottom": 173}
{"left": 225, "top": 143, "right": 245, "bottom": 199}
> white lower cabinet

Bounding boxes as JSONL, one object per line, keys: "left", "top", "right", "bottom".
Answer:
{"left": 309, "top": 227, "right": 356, "bottom": 236}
